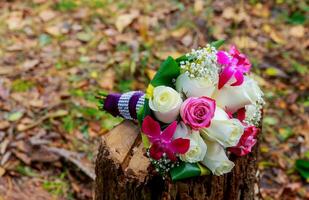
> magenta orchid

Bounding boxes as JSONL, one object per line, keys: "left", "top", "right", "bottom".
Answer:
{"left": 228, "top": 126, "right": 259, "bottom": 156}
{"left": 142, "top": 116, "right": 190, "bottom": 161}
{"left": 217, "top": 45, "right": 251, "bottom": 89}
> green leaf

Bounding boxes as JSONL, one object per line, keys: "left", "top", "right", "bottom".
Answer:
{"left": 150, "top": 56, "right": 180, "bottom": 87}
{"left": 259, "top": 161, "right": 277, "bottom": 168}
{"left": 55, "top": 0, "right": 77, "bottom": 11}
{"left": 118, "top": 80, "right": 133, "bottom": 92}
{"left": 295, "top": 159, "right": 309, "bottom": 180}
{"left": 287, "top": 12, "right": 306, "bottom": 25}
{"left": 278, "top": 127, "right": 293, "bottom": 142}
{"left": 43, "top": 180, "right": 68, "bottom": 196}
{"left": 291, "top": 60, "right": 307, "bottom": 75}
{"left": 62, "top": 115, "right": 75, "bottom": 133}
{"left": 76, "top": 32, "right": 93, "bottom": 42}
{"left": 211, "top": 39, "right": 225, "bottom": 49}
{"left": 79, "top": 56, "right": 90, "bottom": 63}
{"left": 7, "top": 111, "right": 23, "bottom": 121}
{"left": 78, "top": 107, "right": 102, "bottom": 118}
{"left": 170, "top": 162, "right": 210, "bottom": 181}
{"left": 137, "top": 98, "right": 151, "bottom": 125}
{"left": 137, "top": 104, "right": 145, "bottom": 125}
{"left": 11, "top": 79, "right": 34, "bottom": 92}
{"left": 55, "top": 62, "right": 62, "bottom": 70}
{"left": 265, "top": 67, "right": 280, "bottom": 76}
{"left": 15, "top": 165, "right": 37, "bottom": 177}
{"left": 80, "top": 124, "right": 89, "bottom": 139}
{"left": 141, "top": 133, "right": 150, "bottom": 148}
{"left": 100, "top": 114, "right": 122, "bottom": 130}
{"left": 263, "top": 116, "right": 278, "bottom": 125}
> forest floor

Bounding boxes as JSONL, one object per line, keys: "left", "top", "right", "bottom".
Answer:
{"left": 0, "top": 0, "right": 308, "bottom": 199}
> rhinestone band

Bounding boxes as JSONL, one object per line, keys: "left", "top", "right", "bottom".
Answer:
{"left": 118, "top": 91, "right": 135, "bottom": 120}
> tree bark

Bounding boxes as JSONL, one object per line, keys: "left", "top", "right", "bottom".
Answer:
{"left": 95, "top": 120, "right": 260, "bottom": 200}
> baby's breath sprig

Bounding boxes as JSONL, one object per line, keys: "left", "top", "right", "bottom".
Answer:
{"left": 180, "top": 44, "right": 219, "bottom": 83}
{"left": 146, "top": 150, "right": 180, "bottom": 179}
{"left": 244, "top": 103, "right": 264, "bottom": 127}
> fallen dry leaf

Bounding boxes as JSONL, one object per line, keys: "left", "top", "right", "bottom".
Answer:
{"left": 29, "top": 99, "right": 45, "bottom": 108}
{"left": 269, "top": 31, "right": 286, "bottom": 44}
{"left": 154, "top": 51, "right": 182, "bottom": 60}
{"left": 17, "top": 110, "right": 68, "bottom": 132}
{"left": 22, "top": 59, "right": 40, "bottom": 70}
{"left": 194, "top": 0, "right": 204, "bottom": 14}
{"left": 45, "top": 25, "right": 61, "bottom": 36}
{"left": 0, "top": 139, "right": 10, "bottom": 154}
{"left": 222, "top": 7, "right": 236, "bottom": 20}
{"left": 181, "top": 34, "right": 193, "bottom": 47}
{"left": 115, "top": 10, "right": 139, "bottom": 33}
{"left": 0, "top": 67, "right": 14, "bottom": 75}
{"left": 232, "top": 36, "right": 258, "bottom": 49}
{"left": 0, "top": 178, "right": 54, "bottom": 200}
{"left": 0, "top": 167, "right": 5, "bottom": 177}
{"left": 0, "top": 121, "right": 10, "bottom": 130}
{"left": 6, "top": 12, "right": 24, "bottom": 30}
{"left": 289, "top": 25, "right": 305, "bottom": 38}
{"left": 39, "top": 10, "right": 56, "bottom": 22}
{"left": 98, "top": 68, "right": 115, "bottom": 90}
{"left": 12, "top": 150, "right": 31, "bottom": 165}
{"left": 252, "top": 3, "right": 270, "bottom": 18}
{"left": 171, "top": 27, "right": 188, "bottom": 38}
{"left": 145, "top": 69, "right": 156, "bottom": 80}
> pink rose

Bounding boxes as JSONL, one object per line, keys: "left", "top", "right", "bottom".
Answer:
{"left": 228, "top": 126, "right": 259, "bottom": 156}
{"left": 180, "top": 96, "right": 216, "bottom": 130}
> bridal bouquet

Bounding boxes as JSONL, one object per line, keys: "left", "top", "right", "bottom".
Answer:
{"left": 97, "top": 40, "right": 264, "bottom": 181}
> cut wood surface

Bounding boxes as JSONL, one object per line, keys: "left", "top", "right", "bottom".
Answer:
{"left": 95, "top": 120, "right": 260, "bottom": 200}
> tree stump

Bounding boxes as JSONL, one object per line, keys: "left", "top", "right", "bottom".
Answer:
{"left": 95, "top": 120, "right": 260, "bottom": 200}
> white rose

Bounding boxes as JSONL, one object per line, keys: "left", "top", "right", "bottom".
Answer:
{"left": 173, "top": 122, "right": 207, "bottom": 163}
{"left": 201, "top": 139, "right": 234, "bottom": 176}
{"left": 175, "top": 73, "right": 216, "bottom": 98}
{"left": 213, "top": 76, "right": 264, "bottom": 113}
{"left": 149, "top": 86, "right": 182, "bottom": 123}
{"left": 200, "top": 107, "right": 244, "bottom": 147}
{"left": 180, "top": 131, "right": 207, "bottom": 163}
